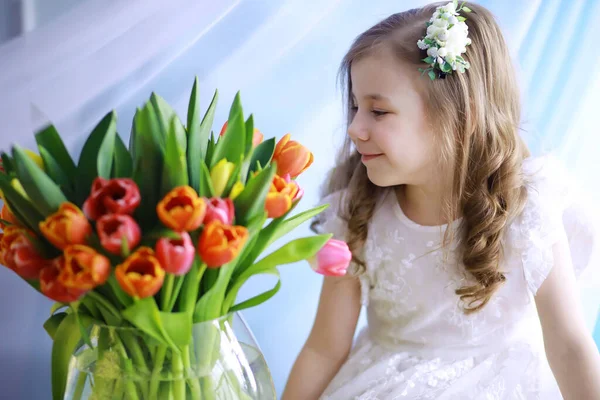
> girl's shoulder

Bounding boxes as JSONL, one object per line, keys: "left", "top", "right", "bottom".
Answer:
{"left": 506, "top": 155, "right": 599, "bottom": 294}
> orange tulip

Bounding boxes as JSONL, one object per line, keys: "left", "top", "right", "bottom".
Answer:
{"left": 265, "top": 174, "right": 302, "bottom": 219}
{"left": 115, "top": 247, "right": 165, "bottom": 298}
{"left": 219, "top": 122, "right": 264, "bottom": 147}
{"left": 198, "top": 221, "right": 249, "bottom": 268}
{"left": 0, "top": 203, "right": 20, "bottom": 229}
{"left": 272, "top": 134, "right": 313, "bottom": 178}
{"left": 39, "top": 203, "right": 92, "bottom": 250}
{"left": 58, "top": 245, "right": 110, "bottom": 290}
{"left": 0, "top": 226, "right": 49, "bottom": 279}
{"left": 40, "top": 260, "right": 86, "bottom": 303}
{"left": 157, "top": 186, "right": 206, "bottom": 232}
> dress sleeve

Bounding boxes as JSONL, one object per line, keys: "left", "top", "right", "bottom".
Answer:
{"left": 508, "top": 155, "right": 599, "bottom": 295}
{"left": 312, "top": 190, "right": 371, "bottom": 306}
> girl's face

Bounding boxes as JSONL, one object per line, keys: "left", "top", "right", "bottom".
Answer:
{"left": 348, "top": 47, "right": 440, "bottom": 188}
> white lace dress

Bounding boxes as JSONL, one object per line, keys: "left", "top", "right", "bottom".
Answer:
{"left": 315, "top": 156, "right": 598, "bottom": 400}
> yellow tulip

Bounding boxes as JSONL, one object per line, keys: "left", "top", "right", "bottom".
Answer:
{"left": 229, "top": 181, "right": 244, "bottom": 200}
{"left": 210, "top": 159, "right": 235, "bottom": 197}
{"left": 24, "top": 149, "right": 44, "bottom": 170}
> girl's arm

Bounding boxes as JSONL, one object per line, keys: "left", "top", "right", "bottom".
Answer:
{"left": 536, "top": 230, "right": 600, "bottom": 399}
{"left": 281, "top": 274, "right": 362, "bottom": 400}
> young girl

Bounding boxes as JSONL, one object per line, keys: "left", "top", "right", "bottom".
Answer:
{"left": 282, "top": 2, "right": 600, "bottom": 399}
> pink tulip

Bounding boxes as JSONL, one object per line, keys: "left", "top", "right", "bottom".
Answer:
{"left": 96, "top": 214, "right": 141, "bottom": 255}
{"left": 308, "top": 239, "right": 352, "bottom": 277}
{"left": 203, "top": 197, "right": 235, "bottom": 225}
{"left": 155, "top": 232, "right": 195, "bottom": 275}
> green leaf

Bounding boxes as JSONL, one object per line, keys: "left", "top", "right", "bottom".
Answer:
{"left": 205, "top": 131, "right": 216, "bottom": 167}
{"left": 441, "top": 62, "right": 452, "bottom": 73}
{"left": 112, "top": 134, "right": 133, "bottom": 178}
{"left": 149, "top": 93, "right": 180, "bottom": 150}
{"left": 462, "top": 6, "right": 472, "bottom": 13}
{"left": 132, "top": 105, "right": 164, "bottom": 230}
{"left": 97, "top": 123, "right": 117, "bottom": 179}
{"left": 198, "top": 160, "right": 215, "bottom": 198}
{"left": 453, "top": 0, "right": 458, "bottom": 8}
{"left": 228, "top": 269, "right": 281, "bottom": 313}
{"left": 210, "top": 92, "right": 245, "bottom": 168}
{"left": 187, "top": 80, "right": 218, "bottom": 192}
{"left": 38, "top": 147, "right": 74, "bottom": 201}
{"left": 247, "top": 138, "right": 275, "bottom": 179}
{"left": 35, "top": 124, "right": 77, "bottom": 179}
{"left": 233, "top": 163, "right": 276, "bottom": 226}
{"left": 235, "top": 204, "right": 329, "bottom": 279}
{"left": 75, "top": 111, "right": 117, "bottom": 205}
{"left": 43, "top": 312, "right": 68, "bottom": 340}
{"left": 224, "top": 235, "right": 331, "bottom": 312}
{"left": 107, "top": 275, "right": 133, "bottom": 308}
{"left": 0, "top": 174, "right": 45, "bottom": 233}
{"left": 423, "top": 56, "right": 435, "bottom": 64}
{"left": 222, "top": 157, "right": 243, "bottom": 198}
{"left": 121, "top": 297, "right": 179, "bottom": 349}
{"left": 194, "top": 261, "right": 237, "bottom": 323}
{"left": 13, "top": 145, "right": 67, "bottom": 216}
{"left": 244, "top": 114, "right": 255, "bottom": 156}
{"left": 1, "top": 152, "right": 14, "bottom": 175}
{"left": 51, "top": 312, "right": 93, "bottom": 400}
{"left": 50, "top": 302, "right": 69, "bottom": 316}
{"left": 428, "top": 70, "right": 436, "bottom": 81}
{"left": 161, "top": 116, "right": 189, "bottom": 197}
{"left": 458, "top": 16, "right": 467, "bottom": 22}
{"left": 159, "top": 311, "right": 193, "bottom": 347}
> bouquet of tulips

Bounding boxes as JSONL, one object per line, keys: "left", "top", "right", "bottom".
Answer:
{"left": 0, "top": 78, "right": 352, "bottom": 400}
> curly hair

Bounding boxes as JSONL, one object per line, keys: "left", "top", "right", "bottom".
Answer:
{"left": 317, "top": 2, "right": 530, "bottom": 313}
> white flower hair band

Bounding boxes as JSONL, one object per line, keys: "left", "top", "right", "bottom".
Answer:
{"left": 417, "top": 1, "right": 472, "bottom": 80}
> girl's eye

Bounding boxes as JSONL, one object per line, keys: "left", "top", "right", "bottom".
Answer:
{"left": 372, "top": 110, "right": 388, "bottom": 117}
{"left": 351, "top": 106, "right": 358, "bottom": 112}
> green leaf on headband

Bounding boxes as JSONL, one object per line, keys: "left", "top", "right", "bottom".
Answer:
{"left": 428, "top": 70, "right": 436, "bottom": 81}
{"left": 423, "top": 56, "right": 435, "bottom": 64}
{"left": 454, "top": 0, "right": 458, "bottom": 8}
{"left": 462, "top": 6, "right": 472, "bottom": 13}
{"left": 441, "top": 62, "right": 452, "bottom": 73}
{"left": 458, "top": 16, "right": 467, "bottom": 22}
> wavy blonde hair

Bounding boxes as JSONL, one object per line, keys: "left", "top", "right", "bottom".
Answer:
{"left": 316, "top": 2, "right": 530, "bottom": 313}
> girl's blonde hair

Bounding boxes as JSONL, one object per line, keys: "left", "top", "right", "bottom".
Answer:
{"left": 317, "top": 2, "right": 530, "bottom": 313}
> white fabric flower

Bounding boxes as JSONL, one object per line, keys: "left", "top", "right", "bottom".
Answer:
{"left": 441, "top": 2, "right": 457, "bottom": 14}
{"left": 427, "top": 47, "right": 439, "bottom": 58}
{"left": 437, "top": 47, "right": 448, "bottom": 57}
{"left": 438, "top": 30, "right": 449, "bottom": 41}
{"left": 433, "top": 18, "right": 449, "bottom": 28}
{"left": 427, "top": 25, "right": 440, "bottom": 37}
{"left": 417, "top": 39, "right": 428, "bottom": 50}
{"left": 448, "top": 15, "right": 459, "bottom": 25}
{"left": 444, "top": 22, "right": 470, "bottom": 57}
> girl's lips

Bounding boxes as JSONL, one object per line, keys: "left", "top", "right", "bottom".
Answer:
{"left": 361, "top": 153, "right": 383, "bottom": 162}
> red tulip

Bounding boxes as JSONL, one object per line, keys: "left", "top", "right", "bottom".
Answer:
{"left": 0, "top": 226, "right": 50, "bottom": 279}
{"left": 203, "top": 197, "right": 234, "bottom": 225}
{"left": 83, "top": 178, "right": 141, "bottom": 220}
{"left": 40, "top": 260, "right": 86, "bottom": 303}
{"left": 155, "top": 232, "right": 195, "bottom": 275}
{"left": 96, "top": 214, "right": 141, "bottom": 255}
{"left": 308, "top": 239, "right": 352, "bottom": 277}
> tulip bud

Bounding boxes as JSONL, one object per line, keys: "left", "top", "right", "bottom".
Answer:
{"left": 155, "top": 232, "right": 195, "bottom": 275}
{"left": 115, "top": 247, "right": 165, "bottom": 298}
{"left": 203, "top": 197, "right": 234, "bottom": 225}
{"left": 308, "top": 239, "right": 352, "bottom": 277}
{"left": 198, "top": 221, "right": 248, "bottom": 268}
{"left": 96, "top": 214, "right": 141, "bottom": 255}
{"left": 157, "top": 186, "right": 206, "bottom": 231}
{"left": 272, "top": 134, "right": 313, "bottom": 178}
{"left": 210, "top": 159, "right": 235, "bottom": 197}
{"left": 39, "top": 202, "right": 92, "bottom": 250}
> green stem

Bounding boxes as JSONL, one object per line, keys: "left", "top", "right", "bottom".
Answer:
{"left": 148, "top": 345, "right": 168, "bottom": 400}
{"left": 72, "top": 371, "right": 88, "bottom": 400}
{"left": 113, "top": 377, "right": 125, "bottom": 400}
{"left": 87, "top": 291, "right": 122, "bottom": 320}
{"left": 182, "top": 344, "right": 202, "bottom": 400}
{"left": 172, "top": 351, "right": 186, "bottom": 400}
{"left": 113, "top": 334, "right": 141, "bottom": 400}
{"left": 166, "top": 275, "right": 186, "bottom": 312}
{"left": 160, "top": 273, "right": 175, "bottom": 311}
{"left": 119, "top": 332, "right": 150, "bottom": 399}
